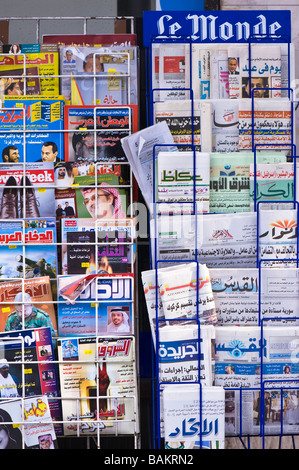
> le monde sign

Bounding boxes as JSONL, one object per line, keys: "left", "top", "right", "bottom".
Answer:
{"left": 143, "top": 10, "right": 291, "bottom": 46}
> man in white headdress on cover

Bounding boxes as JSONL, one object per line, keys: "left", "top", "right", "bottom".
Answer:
{"left": 0, "top": 359, "right": 19, "bottom": 398}
{"left": 107, "top": 307, "right": 130, "bottom": 333}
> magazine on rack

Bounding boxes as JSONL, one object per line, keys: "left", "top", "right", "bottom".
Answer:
{"left": 209, "top": 151, "right": 288, "bottom": 213}
{"left": 57, "top": 335, "right": 138, "bottom": 436}
{"left": 0, "top": 327, "right": 62, "bottom": 435}
{"left": 156, "top": 151, "right": 210, "bottom": 213}
{"left": 64, "top": 104, "right": 138, "bottom": 162}
{"left": 61, "top": 217, "right": 135, "bottom": 275}
{"left": 121, "top": 120, "right": 177, "bottom": 209}
{"left": 153, "top": 99, "right": 212, "bottom": 152}
{"left": 59, "top": 45, "right": 138, "bottom": 105}
{"left": 0, "top": 276, "right": 57, "bottom": 337}
{"left": 1, "top": 95, "right": 65, "bottom": 163}
{"left": 57, "top": 273, "right": 134, "bottom": 337}
{"left": 43, "top": 33, "right": 137, "bottom": 47}
{"left": 238, "top": 99, "right": 292, "bottom": 151}
{"left": 228, "top": 44, "right": 281, "bottom": 99}
{"left": 151, "top": 212, "right": 257, "bottom": 268}
{"left": 0, "top": 162, "right": 55, "bottom": 219}
{"left": 0, "top": 50, "right": 59, "bottom": 96}
{"left": 215, "top": 326, "right": 299, "bottom": 436}
{"left": 0, "top": 66, "right": 40, "bottom": 96}
{"left": 162, "top": 384, "right": 225, "bottom": 449}
{"left": 0, "top": 218, "right": 57, "bottom": 279}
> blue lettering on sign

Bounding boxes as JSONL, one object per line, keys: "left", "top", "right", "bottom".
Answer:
{"left": 143, "top": 10, "right": 291, "bottom": 46}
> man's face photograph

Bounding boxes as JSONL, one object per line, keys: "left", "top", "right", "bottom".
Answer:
{"left": 42, "top": 145, "right": 57, "bottom": 162}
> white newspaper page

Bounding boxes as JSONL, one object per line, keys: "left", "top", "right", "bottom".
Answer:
{"left": 158, "top": 262, "right": 217, "bottom": 324}
{"left": 250, "top": 162, "right": 294, "bottom": 210}
{"left": 157, "top": 151, "right": 210, "bottom": 213}
{"left": 258, "top": 207, "right": 297, "bottom": 266}
{"left": 163, "top": 384, "right": 225, "bottom": 449}
{"left": 121, "top": 120, "right": 177, "bottom": 208}
{"left": 159, "top": 43, "right": 188, "bottom": 101}
{"left": 210, "top": 268, "right": 259, "bottom": 326}
{"left": 228, "top": 44, "right": 281, "bottom": 100}
{"left": 154, "top": 99, "right": 212, "bottom": 152}
{"left": 151, "top": 212, "right": 257, "bottom": 268}
{"left": 209, "top": 99, "right": 239, "bottom": 152}
{"left": 158, "top": 324, "right": 215, "bottom": 387}
{"left": 239, "top": 98, "right": 292, "bottom": 151}
{"left": 210, "top": 51, "right": 229, "bottom": 99}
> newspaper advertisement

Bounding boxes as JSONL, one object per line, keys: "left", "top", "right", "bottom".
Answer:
{"left": 163, "top": 384, "right": 225, "bottom": 449}
{"left": 157, "top": 151, "right": 210, "bottom": 213}
{"left": 154, "top": 99, "right": 212, "bottom": 152}
{"left": 151, "top": 212, "right": 257, "bottom": 269}
{"left": 238, "top": 98, "right": 292, "bottom": 151}
{"left": 157, "top": 262, "right": 217, "bottom": 325}
{"left": 57, "top": 335, "right": 138, "bottom": 436}
{"left": 228, "top": 44, "right": 281, "bottom": 99}
{"left": 215, "top": 326, "right": 299, "bottom": 435}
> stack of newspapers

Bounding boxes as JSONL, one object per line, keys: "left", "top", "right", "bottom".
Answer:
{"left": 120, "top": 40, "right": 298, "bottom": 448}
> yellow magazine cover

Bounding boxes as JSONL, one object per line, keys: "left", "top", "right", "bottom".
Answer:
{"left": 0, "top": 52, "right": 59, "bottom": 96}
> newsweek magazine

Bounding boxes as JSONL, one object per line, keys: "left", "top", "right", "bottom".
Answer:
{"left": 0, "top": 218, "right": 57, "bottom": 279}
{"left": 153, "top": 99, "right": 212, "bottom": 153}
{"left": 64, "top": 105, "right": 138, "bottom": 163}
{"left": 228, "top": 44, "right": 281, "bottom": 100}
{"left": 0, "top": 162, "right": 55, "bottom": 219}
{"left": 151, "top": 212, "right": 257, "bottom": 269}
{"left": 0, "top": 51, "right": 59, "bottom": 96}
{"left": 157, "top": 151, "right": 210, "bottom": 213}
{"left": 238, "top": 98, "right": 293, "bottom": 151}
{"left": 57, "top": 335, "right": 138, "bottom": 436}
{"left": 57, "top": 273, "right": 134, "bottom": 337}
{"left": 0, "top": 276, "right": 57, "bottom": 337}
{"left": 61, "top": 217, "right": 135, "bottom": 275}
{"left": 215, "top": 326, "right": 299, "bottom": 436}
{"left": 157, "top": 262, "right": 217, "bottom": 325}
{"left": 0, "top": 327, "right": 62, "bottom": 435}
{"left": 209, "top": 151, "right": 287, "bottom": 213}
{"left": 162, "top": 384, "right": 225, "bottom": 449}
{"left": 59, "top": 45, "right": 138, "bottom": 105}
{"left": 158, "top": 324, "right": 215, "bottom": 387}
{"left": 1, "top": 95, "right": 65, "bottom": 163}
